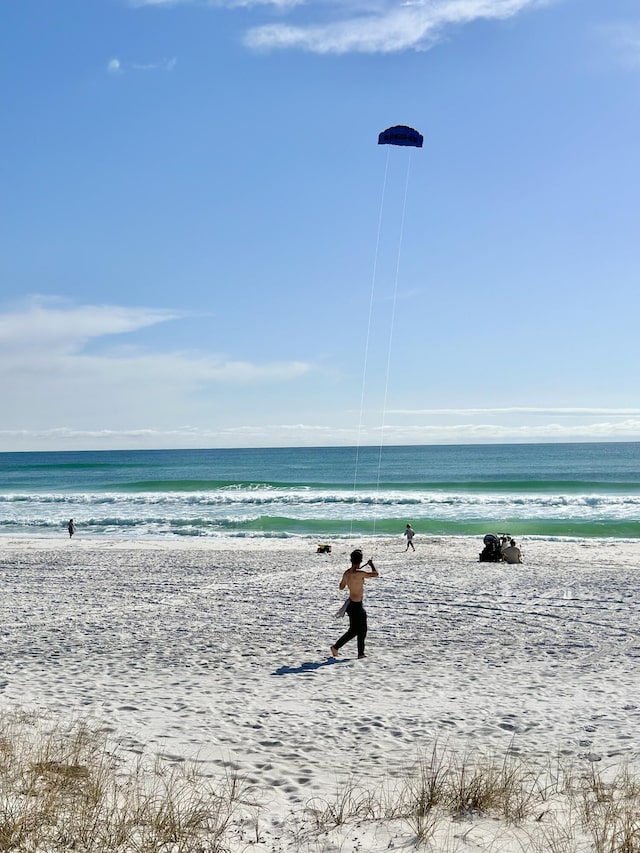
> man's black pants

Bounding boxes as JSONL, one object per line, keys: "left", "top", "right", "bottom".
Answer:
{"left": 334, "top": 600, "right": 368, "bottom": 657}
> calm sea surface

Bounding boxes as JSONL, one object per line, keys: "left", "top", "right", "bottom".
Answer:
{"left": 0, "top": 443, "right": 638, "bottom": 539}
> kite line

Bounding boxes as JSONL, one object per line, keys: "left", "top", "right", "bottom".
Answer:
{"left": 351, "top": 126, "right": 424, "bottom": 539}
{"left": 350, "top": 146, "right": 390, "bottom": 536}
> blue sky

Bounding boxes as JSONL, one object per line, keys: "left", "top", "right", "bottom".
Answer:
{"left": 1, "top": 0, "right": 639, "bottom": 451}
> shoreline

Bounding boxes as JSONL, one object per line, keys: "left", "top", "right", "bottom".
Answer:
{"left": 1, "top": 531, "right": 640, "bottom": 551}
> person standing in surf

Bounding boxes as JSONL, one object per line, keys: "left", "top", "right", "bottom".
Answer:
{"left": 331, "top": 549, "right": 379, "bottom": 659}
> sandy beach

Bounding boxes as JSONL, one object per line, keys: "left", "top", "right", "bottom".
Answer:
{"left": 1, "top": 534, "right": 639, "bottom": 851}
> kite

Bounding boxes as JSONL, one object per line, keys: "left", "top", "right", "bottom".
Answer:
{"left": 378, "top": 125, "right": 423, "bottom": 148}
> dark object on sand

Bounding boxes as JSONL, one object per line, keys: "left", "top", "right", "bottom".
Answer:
{"left": 479, "top": 533, "right": 501, "bottom": 562}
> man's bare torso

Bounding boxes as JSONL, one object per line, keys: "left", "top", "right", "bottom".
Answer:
{"left": 341, "top": 569, "right": 368, "bottom": 602}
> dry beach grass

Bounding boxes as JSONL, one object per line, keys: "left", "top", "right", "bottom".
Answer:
{"left": 0, "top": 710, "right": 251, "bottom": 853}
{"left": 2, "top": 712, "right": 640, "bottom": 851}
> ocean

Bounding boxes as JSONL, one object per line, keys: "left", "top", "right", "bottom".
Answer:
{"left": 0, "top": 442, "right": 638, "bottom": 540}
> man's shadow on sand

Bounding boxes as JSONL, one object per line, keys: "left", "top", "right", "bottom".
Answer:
{"left": 273, "top": 658, "right": 347, "bottom": 676}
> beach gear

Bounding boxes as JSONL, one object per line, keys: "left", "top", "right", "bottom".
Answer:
{"left": 479, "top": 533, "right": 501, "bottom": 562}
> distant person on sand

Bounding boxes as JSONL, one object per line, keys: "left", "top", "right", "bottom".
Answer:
{"left": 67, "top": 519, "right": 76, "bottom": 538}
{"left": 330, "top": 549, "right": 379, "bottom": 659}
{"left": 501, "top": 538, "right": 522, "bottom": 564}
{"left": 404, "top": 523, "right": 416, "bottom": 551}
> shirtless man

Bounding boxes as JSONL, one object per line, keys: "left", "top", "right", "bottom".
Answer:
{"left": 330, "top": 549, "right": 379, "bottom": 659}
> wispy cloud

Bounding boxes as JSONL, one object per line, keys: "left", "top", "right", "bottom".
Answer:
{"left": 244, "top": 0, "right": 552, "bottom": 54}
{"left": 0, "top": 297, "right": 308, "bottom": 381}
{"left": 0, "top": 297, "right": 182, "bottom": 352}
{"left": 602, "top": 21, "right": 640, "bottom": 70}
{"left": 107, "top": 56, "right": 177, "bottom": 73}
{"left": 388, "top": 407, "right": 640, "bottom": 416}
{"left": 217, "top": 419, "right": 640, "bottom": 442}
{"left": 0, "top": 297, "right": 310, "bottom": 435}
{"left": 132, "top": 57, "right": 178, "bottom": 71}
{"left": 3, "top": 299, "right": 635, "bottom": 451}
{"left": 2, "top": 418, "right": 639, "bottom": 451}
{"left": 127, "top": 0, "right": 555, "bottom": 54}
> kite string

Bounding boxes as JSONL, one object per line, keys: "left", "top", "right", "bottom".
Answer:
{"left": 372, "top": 150, "right": 413, "bottom": 534}
{"left": 350, "top": 147, "right": 390, "bottom": 537}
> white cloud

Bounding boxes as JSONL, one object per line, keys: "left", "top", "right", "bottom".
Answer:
{"left": 2, "top": 417, "right": 639, "bottom": 451}
{"left": 131, "top": 57, "right": 178, "bottom": 71}
{"left": 0, "top": 297, "right": 182, "bottom": 355}
{"left": 107, "top": 56, "right": 178, "bottom": 74}
{"left": 388, "top": 407, "right": 640, "bottom": 416}
{"left": 244, "top": 0, "right": 551, "bottom": 54}
{"left": 127, "top": 0, "right": 555, "bottom": 54}
{"left": 0, "top": 298, "right": 311, "bottom": 437}
{"left": 2, "top": 299, "right": 635, "bottom": 452}
{"left": 0, "top": 298, "right": 309, "bottom": 383}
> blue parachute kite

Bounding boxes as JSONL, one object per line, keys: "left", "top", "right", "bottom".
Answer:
{"left": 378, "top": 125, "right": 423, "bottom": 148}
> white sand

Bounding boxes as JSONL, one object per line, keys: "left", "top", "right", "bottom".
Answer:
{"left": 1, "top": 534, "right": 639, "bottom": 851}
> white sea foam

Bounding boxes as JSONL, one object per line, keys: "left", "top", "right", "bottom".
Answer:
{"left": 1, "top": 488, "right": 639, "bottom": 537}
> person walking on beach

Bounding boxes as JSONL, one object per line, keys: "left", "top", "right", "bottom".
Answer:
{"left": 331, "top": 549, "right": 379, "bottom": 659}
{"left": 403, "top": 523, "right": 415, "bottom": 551}
{"left": 67, "top": 519, "right": 76, "bottom": 538}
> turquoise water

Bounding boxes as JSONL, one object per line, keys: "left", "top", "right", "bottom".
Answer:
{"left": 0, "top": 443, "right": 638, "bottom": 539}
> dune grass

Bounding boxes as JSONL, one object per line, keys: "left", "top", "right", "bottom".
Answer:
{"left": 0, "top": 710, "right": 253, "bottom": 852}
{"left": 303, "top": 744, "right": 640, "bottom": 851}
{"left": 1, "top": 710, "right": 640, "bottom": 851}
